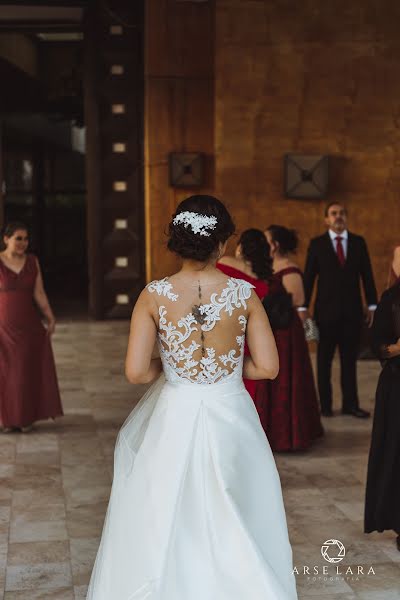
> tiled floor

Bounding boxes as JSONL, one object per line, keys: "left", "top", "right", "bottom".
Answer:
{"left": 0, "top": 321, "right": 398, "bottom": 600}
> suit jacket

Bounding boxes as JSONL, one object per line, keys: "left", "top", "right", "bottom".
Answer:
{"left": 303, "top": 231, "right": 377, "bottom": 324}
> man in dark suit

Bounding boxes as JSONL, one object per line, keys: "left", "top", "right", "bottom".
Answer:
{"left": 300, "top": 202, "right": 377, "bottom": 418}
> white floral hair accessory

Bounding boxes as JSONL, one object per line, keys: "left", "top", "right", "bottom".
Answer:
{"left": 172, "top": 211, "right": 218, "bottom": 237}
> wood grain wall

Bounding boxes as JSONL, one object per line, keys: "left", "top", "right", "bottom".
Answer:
{"left": 144, "top": 0, "right": 215, "bottom": 281}
{"left": 215, "top": 0, "right": 400, "bottom": 296}
{"left": 145, "top": 0, "right": 400, "bottom": 296}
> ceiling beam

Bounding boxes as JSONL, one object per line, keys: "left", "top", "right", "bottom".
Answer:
{"left": 0, "top": 5, "right": 84, "bottom": 24}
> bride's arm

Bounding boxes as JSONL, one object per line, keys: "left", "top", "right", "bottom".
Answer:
{"left": 125, "top": 289, "right": 162, "bottom": 384}
{"left": 244, "top": 293, "right": 279, "bottom": 380}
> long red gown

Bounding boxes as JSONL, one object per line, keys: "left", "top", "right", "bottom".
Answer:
{"left": 0, "top": 254, "right": 63, "bottom": 428}
{"left": 256, "top": 267, "right": 324, "bottom": 451}
{"left": 216, "top": 263, "right": 268, "bottom": 399}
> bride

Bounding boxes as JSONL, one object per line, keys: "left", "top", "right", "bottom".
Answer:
{"left": 87, "top": 195, "right": 298, "bottom": 600}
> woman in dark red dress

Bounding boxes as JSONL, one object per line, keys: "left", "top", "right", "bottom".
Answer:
{"left": 217, "top": 229, "right": 272, "bottom": 400}
{"left": 260, "top": 225, "right": 324, "bottom": 451}
{"left": 0, "top": 222, "right": 63, "bottom": 432}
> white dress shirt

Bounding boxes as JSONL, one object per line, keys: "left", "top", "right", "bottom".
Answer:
{"left": 329, "top": 228, "right": 348, "bottom": 258}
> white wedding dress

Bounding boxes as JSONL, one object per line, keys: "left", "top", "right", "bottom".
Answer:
{"left": 87, "top": 276, "right": 298, "bottom": 600}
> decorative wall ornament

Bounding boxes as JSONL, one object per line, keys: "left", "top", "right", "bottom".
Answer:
{"left": 284, "top": 154, "right": 329, "bottom": 199}
{"left": 169, "top": 152, "right": 205, "bottom": 187}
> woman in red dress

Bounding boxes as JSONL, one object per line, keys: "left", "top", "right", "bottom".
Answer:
{"left": 217, "top": 228, "right": 272, "bottom": 400}
{"left": 0, "top": 222, "right": 63, "bottom": 432}
{"left": 261, "top": 225, "right": 324, "bottom": 451}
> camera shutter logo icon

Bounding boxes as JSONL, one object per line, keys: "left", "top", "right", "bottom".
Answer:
{"left": 321, "top": 539, "right": 346, "bottom": 563}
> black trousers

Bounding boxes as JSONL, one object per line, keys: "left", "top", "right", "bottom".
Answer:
{"left": 316, "top": 318, "right": 362, "bottom": 412}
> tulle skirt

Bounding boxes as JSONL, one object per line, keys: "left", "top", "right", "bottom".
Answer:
{"left": 87, "top": 374, "right": 298, "bottom": 600}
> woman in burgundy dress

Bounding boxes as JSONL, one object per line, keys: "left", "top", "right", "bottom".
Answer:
{"left": 261, "top": 225, "right": 324, "bottom": 451}
{"left": 217, "top": 229, "right": 272, "bottom": 400}
{"left": 0, "top": 222, "right": 63, "bottom": 432}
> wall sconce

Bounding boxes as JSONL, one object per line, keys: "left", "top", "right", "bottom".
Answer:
{"left": 113, "top": 181, "right": 127, "bottom": 192}
{"left": 111, "top": 65, "right": 124, "bottom": 75}
{"left": 169, "top": 152, "right": 204, "bottom": 187}
{"left": 284, "top": 154, "right": 329, "bottom": 199}
{"left": 113, "top": 142, "right": 126, "bottom": 153}
{"left": 112, "top": 104, "right": 125, "bottom": 114}
{"left": 116, "top": 294, "right": 129, "bottom": 305}
{"left": 115, "top": 257, "right": 128, "bottom": 267}
{"left": 115, "top": 219, "right": 128, "bottom": 229}
{"left": 110, "top": 25, "right": 123, "bottom": 35}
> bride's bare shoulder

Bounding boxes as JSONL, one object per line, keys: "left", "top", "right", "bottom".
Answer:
{"left": 144, "top": 277, "right": 179, "bottom": 302}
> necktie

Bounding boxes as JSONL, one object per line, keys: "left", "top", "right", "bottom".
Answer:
{"left": 335, "top": 236, "right": 345, "bottom": 267}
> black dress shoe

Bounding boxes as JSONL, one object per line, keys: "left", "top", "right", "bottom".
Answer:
{"left": 341, "top": 408, "right": 370, "bottom": 418}
{"left": 321, "top": 410, "right": 334, "bottom": 417}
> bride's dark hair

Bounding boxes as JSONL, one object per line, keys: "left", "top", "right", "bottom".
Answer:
{"left": 168, "top": 195, "right": 235, "bottom": 261}
{"left": 238, "top": 229, "right": 272, "bottom": 281}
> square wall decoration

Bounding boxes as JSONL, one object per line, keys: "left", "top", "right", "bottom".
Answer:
{"left": 284, "top": 154, "right": 329, "bottom": 199}
{"left": 169, "top": 153, "right": 205, "bottom": 188}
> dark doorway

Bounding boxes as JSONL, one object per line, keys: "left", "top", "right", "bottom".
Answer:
{"left": 0, "top": 22, "right": 88, "bottom": 317}
{"left": 3, "top": 125, "right": 87, "bottom": 316}
{"left": 0, "top": 1, "right": 146, "bottom": 319}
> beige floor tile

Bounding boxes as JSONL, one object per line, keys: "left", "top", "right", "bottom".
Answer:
{"left": 64, "top": 485, "right": 111, "bottom": 510}
{"left": 5, "top": 561, "right": 72, "bottom": 590}
{"left": 357, "top": 591, "right": 400, "bottom": 600}
{"left": 0, "top": 487, "right": 12, "bottom": 506}
{"left": 69, "top": 538, "right": 99, "bottom": 586}
{"left": 345, "top": 562, "right": 400, "bottom": 594}
{"left": 7, "top": 542, "right": 70, "bottom": 566}
{"left": 74, "top": 584, "right": 88, "bottom": 600}
{"left": 11, "top": 503, "right": 66, "bottom": 523}
{"left": 0, "top": 466, "right": 14, "bottom": 479}
{"left": 15, "top": 451, "right": 61, "bottom": 466}
{"left": 12, "top": 488, "right": 65, "bottom": 509}
{"left": 61, "top": 464, "right": 111, "bottom": 489}
{"left": 66, "top": 504, "right": 107, "bottom": 539}
{"left": 4, "top": 590, "right": 74, "bottom": 600}
{"left": 9, "top": 520, "right": 68, "bottom": 544}
{"left": 12, "top": 464, "right": 61, "bottom": 490}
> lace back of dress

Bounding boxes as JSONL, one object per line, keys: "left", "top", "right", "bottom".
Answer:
{"left": 147, "top": 276, "right": 254, "bottom": 384}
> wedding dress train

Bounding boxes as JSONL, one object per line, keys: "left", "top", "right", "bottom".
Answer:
{"left": 87, "top": 277, "right": 298, "bottom": 600}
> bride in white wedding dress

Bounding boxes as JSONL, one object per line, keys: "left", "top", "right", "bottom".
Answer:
{"left": 87, "top": 195, "right": 298, "bottom": 600}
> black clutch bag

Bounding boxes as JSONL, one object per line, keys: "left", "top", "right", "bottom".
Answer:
{"left": 262, "top": 290, "right": 293, "bottom": 330}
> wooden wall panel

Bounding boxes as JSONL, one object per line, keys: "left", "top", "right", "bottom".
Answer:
{"left": 216, "top": 0, "right": 400, "bottom": 295}
{"left": 145, "top": 0, "right": 215, "bottom": 281}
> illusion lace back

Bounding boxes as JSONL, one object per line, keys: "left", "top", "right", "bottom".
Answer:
{"left": 147, "top": 276, "right": 253, "bottom": 384}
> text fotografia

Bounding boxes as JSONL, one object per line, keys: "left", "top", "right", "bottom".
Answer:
{"left": 293, "top": 565, "right": 376, "bottom": 576}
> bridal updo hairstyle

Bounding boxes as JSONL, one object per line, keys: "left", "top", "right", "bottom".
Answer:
{"left": 267, "top": 225, "right": 299, "bottom": 256}
{"left": 168, "top": 195, "right": 235, "bottom": 262}
{"left": 238, "top": 229, "right": 272, "bottom": 281}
